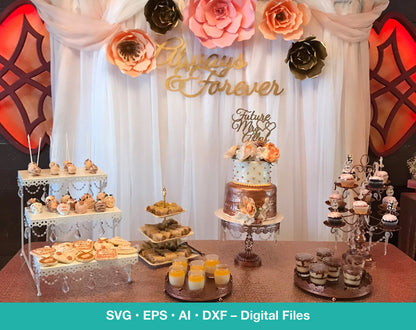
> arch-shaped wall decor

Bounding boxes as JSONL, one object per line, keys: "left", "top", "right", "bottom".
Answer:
{"left": 0, "top": 0, "right": 51, "bottom": 154}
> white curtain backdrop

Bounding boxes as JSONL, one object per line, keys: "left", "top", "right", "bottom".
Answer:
{"left": 32, "top": 0, "right": 388, "bottom": 241}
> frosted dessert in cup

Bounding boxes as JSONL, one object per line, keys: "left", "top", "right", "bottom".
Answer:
{"left": 214, "top": 264, "right": 230, "bottom": 288}
{"left": 346, "top": 254, "right": 365, "bottom": 268}
{"left": 309, "top": 263, "right": 328, "bottom": 286}
{"left": 323, "top": 257, "right": 342, "bottom": 282}
{"left": 187, "top": 270, "right": 205, "bottom": 292}
{"left": 316, "top": 247, "right": 333, "bottom": 262}
{"left": 189, "top": 259, "right": 205, "bottom": 272}
{"left": 343, "top": 265, "right": 363, "bottom": 287}
{"left": 172, "top": 256, "right": 188, "bottom": 269}
{"left": 295, "top": 252, "right": 314, "bottom": 278}
{"left": 168, "top": 265, "right": 186, "bottom": 288}
{"left": 205, "top": 254, "right": 219, "bottom": 278}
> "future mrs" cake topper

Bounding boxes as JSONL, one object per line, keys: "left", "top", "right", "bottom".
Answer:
{"left": 231, "top": 108, "right": 277, "bottom": 143}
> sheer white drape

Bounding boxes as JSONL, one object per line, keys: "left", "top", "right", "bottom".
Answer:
{"left": 32, "top": 0, "right": 388, "bottom": 241}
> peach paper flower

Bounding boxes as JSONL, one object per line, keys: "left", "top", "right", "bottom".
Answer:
{"left": 236, "top": 141, "right": 257, "bottom": 161}
{"left": 224, "top": 145, "right": 238, "bottom": 158}
{"left": 184, "top": 0, "right": 256, "bottom": 49}
{"left": 259, "top": 0, "right": 311, "bottom": 41}
{"left": 106, "top": 29, "right": 156, "bottom": 78}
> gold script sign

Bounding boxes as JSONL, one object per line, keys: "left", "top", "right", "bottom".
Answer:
{"left": 232, "top": 108, "right": 276, "bottom": 142}
{"left": 155, "top": 38, "right": 284, "bottom": 98}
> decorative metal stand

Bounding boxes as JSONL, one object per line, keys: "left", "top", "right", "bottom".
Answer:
{"left": 324, "top": 155, "right": 400, "bottom": 266}
{"left": 216, "top": 209, "right": 283, "bottom": 267}
{"left": 17, "top": 167, "right": 128, "bottom": 296}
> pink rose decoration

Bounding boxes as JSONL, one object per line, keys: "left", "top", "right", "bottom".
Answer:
{"left": 259, "top": 0, "right": 311, "bottom": 41}
{"left": 106, "top": 29, "right": 156, "bottom": 78}
{"left": 184, "top": 0, "right": 256, "bottom": 49}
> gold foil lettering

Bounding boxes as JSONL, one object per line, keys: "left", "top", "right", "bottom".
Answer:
{"left": 156, "top": 37, "right": 284, "bottom": 98}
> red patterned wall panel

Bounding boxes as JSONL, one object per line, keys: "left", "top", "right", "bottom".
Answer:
{"left": 369, "top": 12, "right": 416, "bottom": 156}
{"left": 0, "top": 0, "right": 51, "bottom": 154}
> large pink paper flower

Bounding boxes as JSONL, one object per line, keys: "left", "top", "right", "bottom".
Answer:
{"left": 106, "top": 29, "right": 156, "bottom": 78}
{"left": 259, "top": 0, "right": 310, "bottom": 41}
{"left": 184, "top": 0, "right": 256, "bottom": 49}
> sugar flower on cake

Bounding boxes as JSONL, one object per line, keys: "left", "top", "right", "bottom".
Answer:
{"left": 224, "top": 141, "right": 280, "bottom": 163}
{"left": 235, "top": 141, "right": 257, "bottom": 161}
{"left": 106, "top": 29, "right": 156, "bottom": 78}
{"left": 259, "top": 0, "right": 311, "bottom": 41}
{"left": 285, "top": 36, "right": 327, "bottom": 80}
{"left": 144, "top": 0, "right": 183, "bottom": 34}
{"left": 183, "top": 0, "right": 256, "bottom": 49}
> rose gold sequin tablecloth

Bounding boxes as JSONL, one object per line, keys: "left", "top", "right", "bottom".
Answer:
{"left": 0, "top": 241, "right": 415, "bottom": 302}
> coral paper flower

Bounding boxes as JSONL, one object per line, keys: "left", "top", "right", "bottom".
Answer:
{"left": 106, "top": 29, "right": 156, "bottom": 78}
{"left": 184, "top": 0, "right": 256, "bottom": 49}
{"left": 259, "top": 0, "right": 311, "bottom": 41}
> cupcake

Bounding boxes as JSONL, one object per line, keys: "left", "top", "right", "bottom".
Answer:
{"left": 323, "top": 257, "right": 342, "bottom": 282}
{"left": 295, "top": 253, "right": 314, "bottom": 278}
{"left": 104, "top": 194, "right": 115, "bottom": 208}
{"left": 353, "top": 200, "right": 369, "bottom": 215}
{"left": 343, "top": 265, "right": 363, "bottom": 287}
{"left": 316, "top": 247, "right": 333, "bottom": 261}
{"left": 368, "top": 176, "right": 384, "bottom": 188}
{"left": 94, "top": 200, "right": 106, "bottom": 212}
{"left": 339, "top": 173, "right": 355, "bottom": 188}
{"left": 75, "top": 200, "right": 88, "bottom": 214}
{"left": 381, "top": 214, "right": 398, "bottom": 226}
{"left": 327, "top": 212, "right": 343, "bottom": 226}
{"left": 329, "top": 192, "right": 345, "bottom": 209}
{"left": 49, "top": 162, "right": 60, "bottom": 175}
{"left": 382, "top": 196, "right": 397, "bottom": 207}
{"left": 57, "top": 203, "right": 70, "bottom": 216}
{"left": 309, "top": 263, "right": 329, "bottom": 285}
{"left": 375, "top": 170, "right": 388, "bottom": 184}
{"left": 84, "top": 158, "right": 93, "bottom": 170}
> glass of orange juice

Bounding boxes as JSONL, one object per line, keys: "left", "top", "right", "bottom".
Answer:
{"left": 205, "top": 254, "right": 219, "bottom": 278}
{"left": 187, "top": 270, "right": 205, "bottom": 292}
{"left": 189, "top": 259, "right": 205, "bottom": 272}
{"left": 214, "top": 264, "right": 230, "bottom": 288}
{"left": 168, "top": 265, "right": 186, "bottom": 288}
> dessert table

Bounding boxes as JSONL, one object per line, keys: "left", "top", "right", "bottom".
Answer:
{"left": 0, "top": 240, "right": 415, "bottom": 302}
{"left": 398, "top": 192, "right": 416, "bottom": 259}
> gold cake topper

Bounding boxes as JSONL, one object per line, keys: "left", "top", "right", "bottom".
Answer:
{"left": 231, "top": 108, "right": 277, "bottom": 143}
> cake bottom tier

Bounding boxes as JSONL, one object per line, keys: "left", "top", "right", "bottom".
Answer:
{"left": 223, "top": 182, "right": 277, "bottom": 219}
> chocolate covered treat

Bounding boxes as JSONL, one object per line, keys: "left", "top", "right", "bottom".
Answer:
{"left": 309, "top": 263, "right": 329, "bottom": 285}
{"left": 295, "top": 253, "right": 314, "bottom": 278}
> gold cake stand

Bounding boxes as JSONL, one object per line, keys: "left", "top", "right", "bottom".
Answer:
{"left": 215, "top": 209, "right": 284, "bottom": 267}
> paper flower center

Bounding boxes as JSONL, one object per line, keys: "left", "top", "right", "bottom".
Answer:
{"left": 117, "top": 40, "right": 143, "bottom": 62}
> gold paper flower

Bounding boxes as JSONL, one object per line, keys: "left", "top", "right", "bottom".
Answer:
{"left": 285, "top": 36, "right": 327, "bottom": 80}
{"left": 106, "top": 29, "right": 156, "bottom": 78}
{"left": 144, "top": 0, "right": 183, "bottom": 34}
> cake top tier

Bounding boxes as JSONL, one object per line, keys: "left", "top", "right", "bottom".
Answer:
{"left": 224, "top": 141, "right": 280, "bottom": 163}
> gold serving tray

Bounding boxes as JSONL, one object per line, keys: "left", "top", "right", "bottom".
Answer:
{"left": 145, "top": 209, "right": 185, "bottom": 218}
{"left": 138, "top": 227, "right": 194, "bottom": 244}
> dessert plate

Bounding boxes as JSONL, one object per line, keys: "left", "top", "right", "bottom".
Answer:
{"left": 293, "top": 269, "right": 372, "bottom": 300}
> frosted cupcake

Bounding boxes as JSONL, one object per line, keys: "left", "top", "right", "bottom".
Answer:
{"left": 353, "top": 200, "right": 369, "bottom": 215}
{"left": 369, "top": 175, "right": 384, "bottom": 188}
{"left": 381, "top": 214, "right": 398, "bottom": 226}
{"left": 339, "top": 174, "right": 355, "bottom": 188}
{"left": 375, "top": 170, "right": 389, "bottom": 184}
{"left": 329, "top": 192, "right": 345, "bottom": 209}
{"left": 327, "top": 212, "right": 343, "bottom": 226}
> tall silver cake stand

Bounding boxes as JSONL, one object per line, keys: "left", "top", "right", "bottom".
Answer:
{"left": 215, "top": 209, "right": 284, "bottom": 267}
